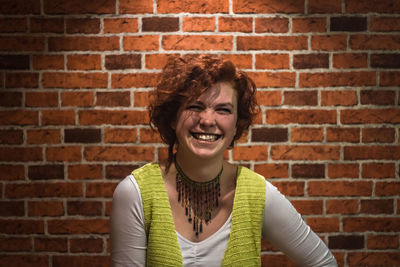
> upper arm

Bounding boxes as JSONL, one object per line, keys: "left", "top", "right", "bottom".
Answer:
{"left": 110, "top": 175, "right": 147, "bottom": 266}
{"left": 262, "top": 181, "right": 337, "bottom": 267}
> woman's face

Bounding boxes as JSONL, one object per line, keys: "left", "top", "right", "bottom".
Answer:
{"left": 174, "top": 82, "right": 238, "bottom": 161}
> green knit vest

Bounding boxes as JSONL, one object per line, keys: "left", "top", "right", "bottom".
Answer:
{"left": 132, "top": 163, "right": 266, "bottom": 266}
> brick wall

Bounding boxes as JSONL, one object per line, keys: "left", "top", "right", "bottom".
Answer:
{"left": 0, "top": 0, "right": 399, "bottom": 266}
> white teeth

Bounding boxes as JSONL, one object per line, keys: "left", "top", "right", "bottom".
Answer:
{"left": 192, "top": 133, "right": 220, "bottom": 141}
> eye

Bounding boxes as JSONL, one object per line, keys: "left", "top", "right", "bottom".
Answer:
{"left": 187, "top": 104, "right": 203, "bottom": 111}
{"left": 216, "top": 108, "right": 232, "bottom": 114}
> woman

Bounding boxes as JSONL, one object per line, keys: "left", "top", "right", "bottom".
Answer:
{"left": 110, "top": 55, "right": 337, "bottom": 266}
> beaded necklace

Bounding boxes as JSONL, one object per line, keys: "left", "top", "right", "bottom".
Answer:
{"left": 174, "top": 156, "right": 223, "bottom": 236}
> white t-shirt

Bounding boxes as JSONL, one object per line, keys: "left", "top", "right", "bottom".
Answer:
{"left": 111, "top": 174, "right": 337, "bottom": 267}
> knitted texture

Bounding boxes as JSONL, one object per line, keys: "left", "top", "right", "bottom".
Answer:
{"left": 133, "top": 163, "right": 266, "bottom": 266}
{"left": 133, "top": 163, "right": 183, "bottom": 266}
{"left": 222, "top": 166, "right": 266, "bottom": 266}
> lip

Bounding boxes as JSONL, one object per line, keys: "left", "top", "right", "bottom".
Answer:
{"left": 190, "top": 132, "right": 222, "bottom": 142}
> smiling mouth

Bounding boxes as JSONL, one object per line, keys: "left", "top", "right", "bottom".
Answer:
{"left": 191, "top": 132, "right": 222, "bottom": 142}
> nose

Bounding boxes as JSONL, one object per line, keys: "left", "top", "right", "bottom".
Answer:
{"left": 199, "top": 109, "right": 216, "bottom": 127}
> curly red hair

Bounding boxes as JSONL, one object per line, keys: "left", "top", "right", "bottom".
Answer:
{"left": 149, "top": 54, "right": 258, "bottom": 167}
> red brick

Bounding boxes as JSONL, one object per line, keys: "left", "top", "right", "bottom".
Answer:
{"left": 326, "top": 127, "right": 360, "bottom": 143}
{"left": 34, "top": 237, "right": 67, "bottom": 252}
{"left": 182, "top": 17, "right": 215, "bottom": 32}
{"left": 367, "top": 234, "right": 399, "bottom": 249}
{"left": 6, "top": 182, "right": 82, "bottom": 198}
{"left": 371, "top": 54, "right": 400, "bottom": 68}
{"left": 86, "top": 182, "right": 117, "bottom": 197}
{"left": 0, "top": 55, "right": 29, "bottom": 70}
{"left": 0, "top": 147, "right": 42, "bottom": 162}
{"left": 143, "top": 17, "right": 179, "bottom": 32}
{"left": 291, "top": 127, "right": 323, "bottom": 142}
{"left": 106, "top": 164, "right": 139, "bottom": 179}
{"left": 105, "top": 201, "right": 112, "bottom": 216}
{"left": 266, "top": 109, "right": 336, "bottom": 124}
{"left": 67, "top": 54, "right": 101, "bottom": 70}
{"left": 105, "top": 54, "right": 141, "bottom": 70}
{"left": 360, "top": 90, "right": 395, "bottom": 105}
{"left": 0, "top": 237, "right": 31, "bottom": 251}
{"left": 306, "top": 217, "right": 340, "bottom": 232}
{"left": 28, "top": 164, "right": 64, "bottom": 180}
{"left": 233, "top": 0, "right": 304, "bottom": 13}
{"left": 66, "top": 18, "right": 100, "bottom": 34}
{"left": 49, "top": 36, "right": 119, "bottom": 51}
{"left": 0, "top": 129, "right": 23, "bottom": 144}
{"left": 28, "top": 201, "right": 64, "bottom": 216}
{"left": 350, "top": 34, "right": 400, "bottom": 50}
{"left": 96, "top": 91, "right": 130, "bottom": 107}
{"left": 79, "top": 110, "right": 148, "bottom": 125}
{"left": 158, "top": 0, "right": 228, "bottom": 13}
{"left": 326, "top": 199, "right": 358, "bottom": 214}
{"left": 163, "top": 35, "right": 232, "bottom": 50}
{"left": 0, "top": 165, "right": 25, "bottom": 181}
{"left": 46, "top": 146, "right": 82, "bottom": 162}
{"left": 321, "top": 90, "right": 357, "bottom": 106}
{"left": 124, "top": 35, "right": 159, "bottom": 51}
{"left": 261, "top": 254, "right": 296, "bottom": 267}
{"left": 238, "top": 36, "right": 307, "bottom": 51}
{"left": 344, "top": 217, "right": 400, "bottom": 232}
{"left": 48, "top": 219, "right": 109, "bottom": 234}
{"left": 0, "top": 110, "right": 38, "bottom": 126}
{"left": 328, "top": 163, "right": 359, "bottom": 178}
{"left": 380, "top": 71, "right": 400, "bottom": 86}
{"left": 232, "top": 145, "right": 268, "bottom": 161}
{"left": 43, "top": 72, "right": 108, "bottom": 88}
{"left": 145, "top": 54, "right": 177, "bottom": 69}
{"left": 376, "top": 182, "right": 400, "bottom": 196}
{"left": 32, "top": 55, "right": 64, "bottom": 70}
{"left": 333, "top": 53, "right": 368, "bottom": 69}
{"left": 5, "top": 72, "right": 39, "bottom": 88}
{"left": 253, "top": 163, "right": 288, "bottom": 178}
{"left": 0, "top": 18, "right": 27, "bottom": 32}
{"left": 362, "top": 163, "right": 395, "bottom": 178}
{"left": 61, "top": 92, "right": 94, "bottom": 107}
{"left": 270, "top": 181, "right": 305, "bottom": 196}
{"left": 0, "top": 92, "right": 22, "bottom": 107}
{"left": 345, "top": 145, "right": 400, "bottom": 160}
{"left": 105, "top": 128, "right": 138, "bottom": 143}
{"left": 42, "top": 110, "right": 75, "bottom": 125}
{"left": 284, "top": 91, "right": 318, "bottom": 106}
{"left": 0, "top": 0, "right": 40, "bottom": 14}
{"left": 300, "top": 72, "right": 376, "bottom": 87}
{"left": 30, "top": 18, "right": 64, "bottom": 33}
{"left": 293, "top": 53, "right": 329, "bottom": 69}
{"left": 0, "top": 36, "right": 44, "bottom": 52}
{"left": 0, "top": 201, "right": 24, "bottom": 216}
{"left": 67, "top": 201, "right": 102, "bottom": 216}
{"left": 84, "top": 146, "right": 154, "bottom": 162}
{"left": 292, "top": 164, "right": 325, "bottom": 178}
{"left": 311, "top": 35, "right": 346, "bottom": 50}
{"left": 112, "top": 73, "right": 158, "bottom": 88}
{"left": 362, "top": 127, "right": 395, "bottom": 143}
{"left": 52, "top": 256, "right": 110, "bottom": 267}
{"left": 25, "top": 92, "right": 58, "bottom": 107}
{"left": 328, "top": 235, "right": 364, "bottom": 250}
{"left": 360, "top": 199, "right": 394, "bottom": 214}
{"left": 43, "top": 0, "right": 116, "bottom": 14}
{"left": 370, "top": 16, "right": 400, "bottom": 31}
{"left": 139, "top": 128, "right": 162, "bottom": 143}
{"left": 346, "top": 0, "right": 400, "bottom": 13}
{"left": 219, "top": 17, "right": 252, "bottom": 33}
{"left": 134, "top": 92, "right": 149, "bottom": 107}
{"left": 341, "top": 109, "right": 400, "bottom": 124}
{"left": 255, "top": 18, "right": 288, "bottom": 33}
{"left": 119, "top": 0, "right": 153, "bottom": 14}
{"left": 104, "top": 18, "right": 138, "bottom": 33}
{"left": 255, "top": 54, "right": 289, "bottom": 69}
{"left": 292, "top": 200, "right": 323, "bottom": 215}
{"left": 248, "top": 72, "right": 296, "bottom": 88}
{"left": 292, "top": 17, "right": 326, "bottom": 33}
{"left": 308, "top": 0, "right": 341, "bottom": 13}
{"left": 70, "top": 238, "right": 103, "bottom": 253}
{"left": 271, "top": 145, "right": 339, "bottom": 160}
{"left": 308, "top": 181, "right": 372, "bottom": 196}
{"left": 0, "top": 219, "right": 44, "bottom": 234}
{"left": 0, "top": 255, "right": 48, "bottom": 267}
{"left": 221, "top": 54, "right": 252, "bottom": 69}
{"left": 68, "top": 164, "right": 102, "bottom": 180}
{"left": 64, "top": 128, "right": 101, "bottom": 143}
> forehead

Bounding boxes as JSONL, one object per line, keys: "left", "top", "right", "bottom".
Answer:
{"left": 195, "top": 82, "right": 237, "bottom": 104}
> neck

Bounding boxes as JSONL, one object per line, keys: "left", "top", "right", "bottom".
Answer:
{"left": 175, "top": 152, "right": 224, "bottom": 182}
